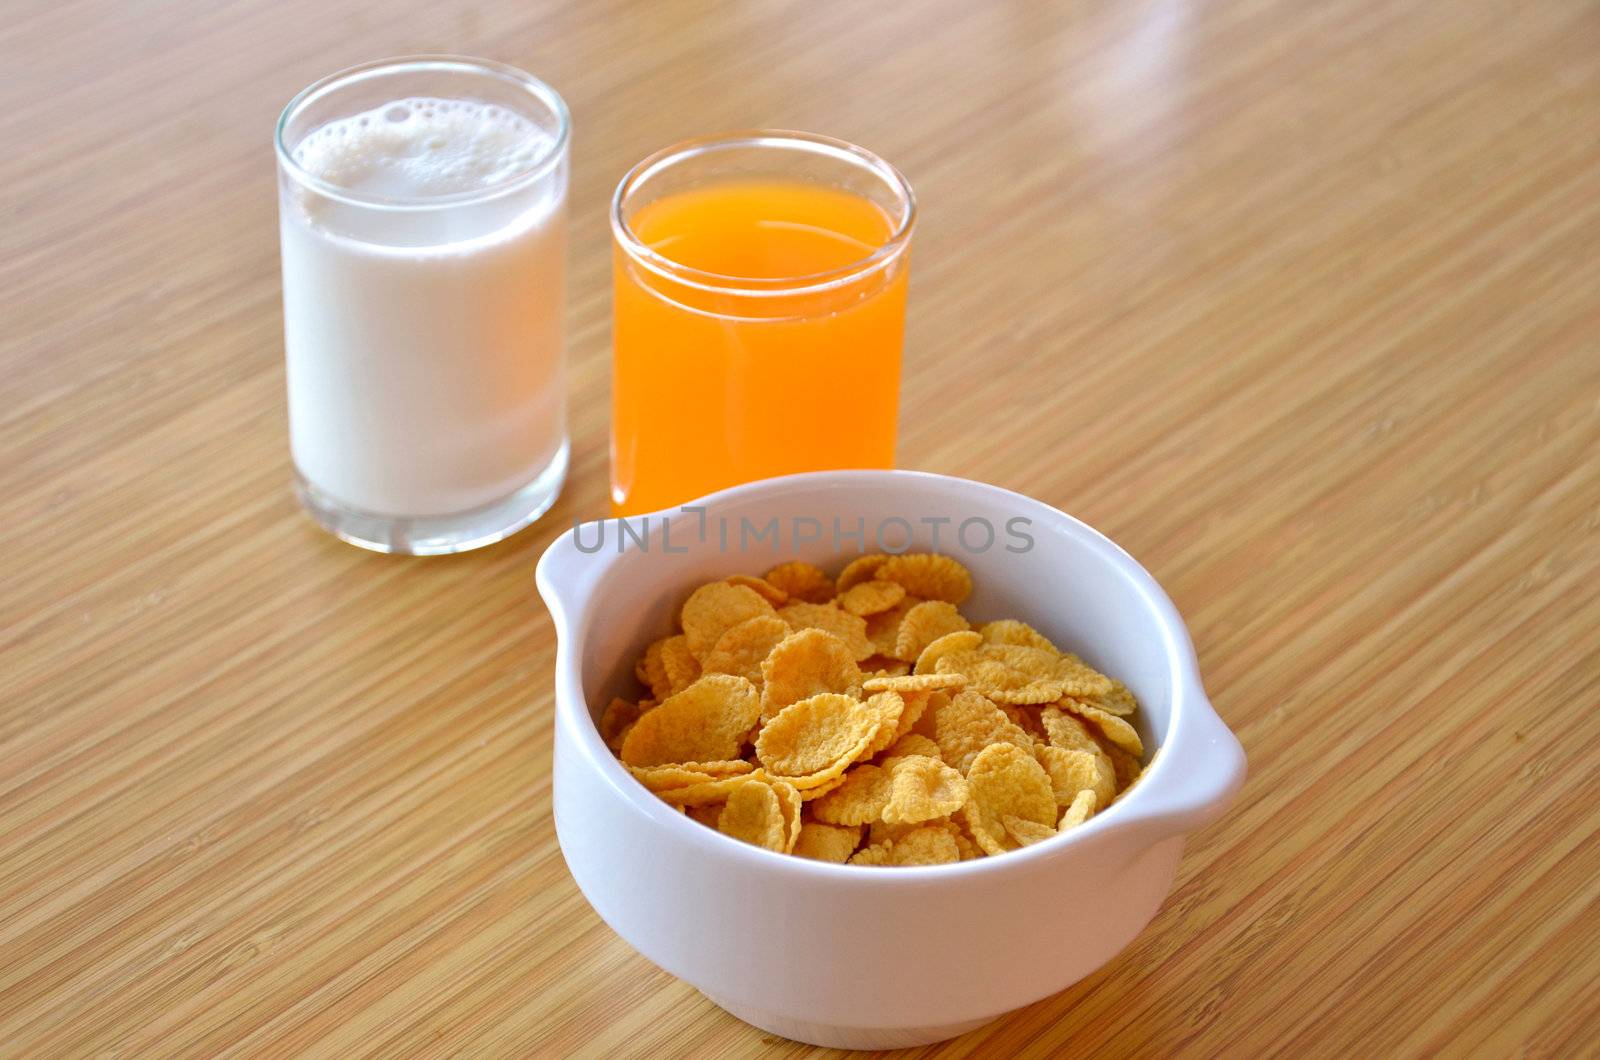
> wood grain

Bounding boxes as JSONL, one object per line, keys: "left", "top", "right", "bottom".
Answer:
{"left": 3, "top": 0, "right": 1598, "bottom": 1055}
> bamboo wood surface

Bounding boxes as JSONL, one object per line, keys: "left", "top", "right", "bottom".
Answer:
{"left": 3, "top": 0, "right": 1598, "bottom": 1056}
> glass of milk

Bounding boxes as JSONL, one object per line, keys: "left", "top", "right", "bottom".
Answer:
{"left": 275, "top": 57, "right": 570, "bottom": 554}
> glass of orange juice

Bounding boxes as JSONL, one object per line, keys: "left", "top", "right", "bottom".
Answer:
{"left": 609, "top": 131, "right": 916, "bottom": 515}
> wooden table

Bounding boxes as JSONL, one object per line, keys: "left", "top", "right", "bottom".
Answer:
{"left": 4, "top": 0, "right": 1597, "bottom": 1055}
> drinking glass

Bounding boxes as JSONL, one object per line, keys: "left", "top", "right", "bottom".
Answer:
{"left": 610, "top": 131, "right": 915, "bottom": 516}
{"left": 276, "top": 57, "right": 570, "bottom": 554}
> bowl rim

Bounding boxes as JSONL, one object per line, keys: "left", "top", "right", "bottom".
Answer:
{"left": 539, "top": 469, "right": 1230, "bottom": 884}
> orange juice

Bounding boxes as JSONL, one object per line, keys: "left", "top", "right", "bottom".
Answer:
{"left": 611, "top": 179, "right": 910, "bottom": 515}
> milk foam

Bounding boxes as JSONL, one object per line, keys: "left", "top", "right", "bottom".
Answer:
{"left": 293, "top": 97, "right": 549, "bottom": 198}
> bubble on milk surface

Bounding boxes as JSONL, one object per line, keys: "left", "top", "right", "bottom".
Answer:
{"left": 293, "top": 97, "right": 551, "bottom": 198}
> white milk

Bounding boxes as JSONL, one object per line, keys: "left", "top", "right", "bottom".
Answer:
{"left": 280, "top": 97, "right": 566, "bottom": 518}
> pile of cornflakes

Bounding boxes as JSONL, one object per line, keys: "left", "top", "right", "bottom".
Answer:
{"left": 601, "top": 553, "right": 1147, "bottom": 866}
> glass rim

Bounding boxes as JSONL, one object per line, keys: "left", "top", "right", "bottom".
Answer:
{"left": 610, "top": 130, "right": 917, "bottom": 298}
{"left": 274, "top": 55, "right": 571, "bottom": 210}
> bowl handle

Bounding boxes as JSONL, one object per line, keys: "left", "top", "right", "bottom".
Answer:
{"left": 1115, "top": 695, "right": 1247, "bottom": 852}
{"left": 535, "top": 526, "right": 608, "bottom": 623}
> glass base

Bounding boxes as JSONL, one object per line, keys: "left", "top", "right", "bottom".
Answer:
{"left": 294, "top": 440, "right": 569, "bottom": 555}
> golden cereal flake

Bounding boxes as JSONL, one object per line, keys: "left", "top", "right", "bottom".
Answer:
{"left": 657, "top": 770, "right": 771, "bottom": 807}
{"left": 619, "top": 674, "right": 762, "bottom": 767}
{"left": 681, "top": 581, "right": 776, "bottom": 658}
{"left": 846, "top": 840, "right": 893, "bottom": 865}
{"left": 1050, "top": 654, "right": 1116, "bottom": 698}
{"left": 866, "top": 818, "right": 922, "bottom": 845}
{"left": 837, "top": 579, "right": 907, "bottom": 616}
{"left": 763, "top": 560, "right": 837, "bottom": 604}
{"left": 985, "top": 644, "right": 1066, "bottom": 681}
{"left": 658, "top": 635, "right": 702, "bottom": 696}
{"left": 1058, "top": 789, "right": 1098, "bottom": 831}
{"left": 932, "top": 690, "right": 1035, "bottom": 773}
{"left": 950, "top": 817, "right": 983, "bottom": 860}
{"left": 936, "top": 651, "right": 1063, "bottom": 705}
{"left": 797, "top": 771, "right": 850, "bottom": 801}
{"left": 627, "top": 763, "right": 721, "bottom": 793}
{"left": 725, "top": 573, "right": 789, "bottom": 607}
{"left": 1066, "top": 702, "right": 1145, "bottom": 757}
{"left": 636, "top": 638, "right": 673, "bottom": 701}
{"left": 777, "top": 602, "right": 875, "bottom": 661}
{"left": 1088, "top": 677, "right": 1139, "bottom": 717}
{"left": 718, "top": 780, "right": 788, "bottom": 852}
{"left": 979, "top": 619, "right": 1059, "bottom": 654}
{"left": 889, "top": 690, "right": 931, "bottom": 743}
{"left": 886, "top": 733, "right": 942, "bottom": 760}
{"left": 773, "top": 780, "right": 804, "bottom": 854}
{"left": 759, "top": 628, "right": 863, "bottom": 722}
{"left": 864, "top": 596, "right": 919, "bottom": 656}
{"left": 881, "top": 755, "right": 970, "bottom": 825}
{"left": 861, "top": 672, "right": 967, "bottom": 695}
{"left": 986, "top": 683, "right": 1068, "bottom": 706}
{"left": 861, "top": 656, "right": 912, "bottom": 679}
{"left": 608, "top": 720, "right": 637, "bottom": 754}
{"left": 1040, "top": 705, "right": 1102, "bottom": 754}
{"left": 599, "top": 698, "right": 641, "bottom": 751}
{"left": 1002, "top": 814, "right": 1057, "bottom": 847}
{"left": 793, "top": 821, "right": 863, "bottom": 863}
{"left": 870, "top": 816, "right": 979, "bottom": 860}
{"left": 962, "top": 742, "right": 1057, "bottom": 856}
{"left": 1034, "top": 744, "right": 1115, "bottom": 810}
{"left": 893, "top": 601, "right": 971, "bottom": 663}
{"left": 909, "top": 690, "right": 947, "bottom": 739}
{"left": 755, "top": 693, "right": 880, "bottom": 785}
{"left": 1112, "top": 767, "right": 1146, "bottom": 804}
{"left": 701, "top": 614, "right": 790, "bottom": 684}
{"left": 1001, "top": 703, "right": 1046, "bottom": 741}
{"left": 686, "top": 802, "right": 723, "bottom": 827}
{"left": 678, "top": 759, "right": 759, "bottom": 776}
{"left": 875, "top": 553, "right": 974, "bottom": 605}
{"left": 810, "top": 763, "right": 893, "bottom": 825}
{"left": 849, "top": 824, "right": 961, "bottom": 866}
{"left": 913, "top": 629, "right": 983, "bottom": 675}
{"left": 834, "top": 554, "right": 891, "bottom": 594}
{"left": 1102, "top": 741, "right": 1145, "bottom": 790}
{"left": 863, "top": 690, "right": 907, "bottom": 756}
{"left": 629, "top": 764, "right": 713, "bottom": 791}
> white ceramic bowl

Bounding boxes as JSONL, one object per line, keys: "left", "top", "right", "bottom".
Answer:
{"left": 536, "top": 470, "right": 1245, "bottom": 1049}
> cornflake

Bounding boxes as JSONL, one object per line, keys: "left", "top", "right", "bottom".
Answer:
{"left": 893, "top": 601, "right": 971, "bottom": 662}
{"left": 881, "top": 755, "right": 969, "bottom": 825}
{"left": 756, "top": 693, "right": 881, "bottom": 785}
{"left": 865, "top": 597, "right": 920, "bottom": 657}
{"left": 778, "top": 602, "right": 875, "bottom": 661}
{"left": 759, "top": 629, "right": 862, "bottom": 723}
{"left": 702, "top": 615, "right": 791, "bottom": 684}
{"left": 811, "top": 763, "right": 893, "bottom": 825}
{"left": 718, "top": 780, "right": 788, "bottom": 852}
{"left": 658, "top": 635, "right": 701, "bottom": 696}
{"left": 835, "top": 554, "right": 891, "bottom": 594}
{"left": 963, "top": 743, "right": 1056, "bottom": 855}
{"left": 601, "top": 552, "right": 1148, "bottom": 864}
{"left": 793, "top": 821, "right": 863, "bottom": 862}
{"left": 681, "top": 581, "right": 775, "bottom": 658}
{"left": 837, "top": 579, "right": 907, "bottom": 616}
{"left": 619, "top": 674, "right": 761, "bottom": 767}
{"left": 850, "top": 824, "right": 961, "bottom": 866}
{"left": 876, "top": 553, "right": 974, "bottom": 605}
{"left": 725, "top": 573, "right": 789, "bottom": 607}
{"left": 763, "top": 561, "right": 836, "bottom": 604}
